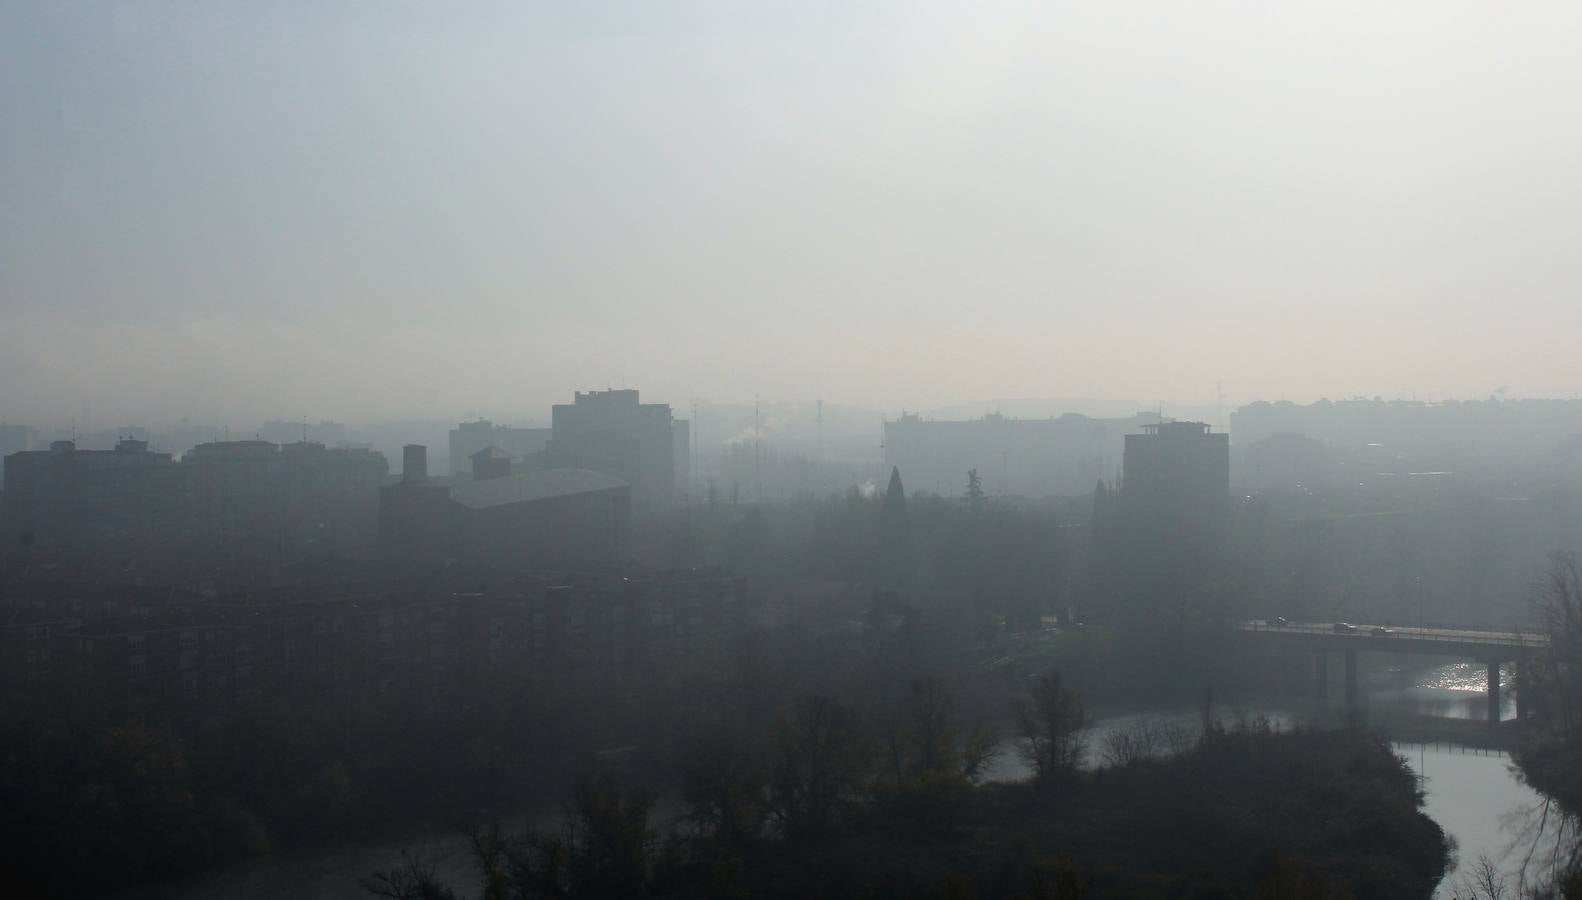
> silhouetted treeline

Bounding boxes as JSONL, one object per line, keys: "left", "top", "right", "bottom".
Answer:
{"left": 1512, "top": 553, "right": 1582, "bottom": 896}
{"left": 0, "top": 683, "right": 572, "bottom": 896}
{"left": 364, "top": 678, "right": 1449, "bottom": 900}
{"left": 647, "top": 475, "right": 1079, "bottom": 630}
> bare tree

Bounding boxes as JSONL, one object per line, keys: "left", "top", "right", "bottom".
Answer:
{"left": 681, "top": 730, "right": 768, "bottom": 844}
{"left": 960, "top": 722, "right": 1002, "bottom": 783}
{"left": 360, "top": 850, "right": 460, "bottom": 900}
{"left": 1100, "top": 718, "right": 1165, "bottom": 768}
{"left": 1526, "top": 552, "right": 1582, "bottom": 738}
{"left": 768, "top": 693, "right": 871, "bottom": 839}
{"left": 1458, "top": 853, "right": 1510, "bottom": 900}
{"left": 907, "top": 676, "right": 959, "bottom": 778}
{"left": 880, "top": 676, "right": 1001, "bottom": 784}
{"left": 1160, "top": 720, "right": 1197, "bottom": 758}
{"left": 509, "top": 773, "right": 657, "bottom": 899}
{"left": 1510, "top": 796, "right": 1582, "bottom": 900}
{"left": 468, "top": 822, "right": 511, "bottom": 900}
{"left": 1015, "top": 672, "right": 1086, "bottom": 783}
{"left": 1511, "top": 553, "right": 1582, "bottom": 897}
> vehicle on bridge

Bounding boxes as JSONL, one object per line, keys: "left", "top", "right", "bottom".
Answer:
{"left": 1332, "top": 622, "right": 1357, "bottom": 634}
{"left": 1371, "top": 626, "right": 1394, "bottom": 637}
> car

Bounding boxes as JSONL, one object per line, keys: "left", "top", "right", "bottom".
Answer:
{"left": 1274, "top": 616, "right": 1289, "bottom": 626}
{"left": 1371, "top": 626, "right": 1394, "bottom": 637}
{"left": 1332, "top": 622, "right": 1358, "bottom": 634}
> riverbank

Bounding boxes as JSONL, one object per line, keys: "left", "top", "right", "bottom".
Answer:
{"left": 129, "top": 656, "right": 1542, "bottom": 899}
{"left": 381, "top": 725, "right": 1452, "bottom": 900}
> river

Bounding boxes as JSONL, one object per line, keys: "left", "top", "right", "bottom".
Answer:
{"left": 977, "top": 659, "right": 1549, "bottom": 895}
{"left": 141, "top": 660, "right": 1550, "bottom": 899}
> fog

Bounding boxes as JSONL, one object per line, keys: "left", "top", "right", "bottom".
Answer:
{"left": 7, "top": 2, "right": 1582, "bottom": 425}
{"left": 8, "top": 5, "right": 1582, "bottom": 899}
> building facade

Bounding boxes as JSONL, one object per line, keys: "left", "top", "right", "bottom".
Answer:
{"left": 3, "top": 439, "right": 387, "bottom": 555}
{"left": 545, "top": 390, "right": 676, "bottom": 508}
{"left": 0, "top": 424, "right": 30, "bottom": 482}
{"left": 3, "top": 567, "right": 749, "bottom": 717}
{"left": 1230, "top": 397, "right": 1582, "bottom": 470}
{"left": 2, "top": 439, "right": 186, "bottom": 546}
{"left": 1118, "top": 421, "right": 1231, "bottom": 569}
{"left": 380, "top": 455, "right": 631, "bottom": 566}
{"left": 448, "top": 420, "right": 552, "bottom": 479}
{"left": 882, "top": 411, "right": 1162, "bottom": 497}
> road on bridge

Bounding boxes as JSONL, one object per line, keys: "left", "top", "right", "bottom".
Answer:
{"left": 1237, "top": 620, "right": 1548, "bottom": 652}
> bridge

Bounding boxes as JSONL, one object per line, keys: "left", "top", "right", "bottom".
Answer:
{"left": 1236, "top": 620, "right": 1551, "bottom": 723}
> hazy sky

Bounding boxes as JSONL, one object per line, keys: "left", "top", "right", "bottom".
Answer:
{"left": 4, "top": 2, "right": 1582, "bottom": 427}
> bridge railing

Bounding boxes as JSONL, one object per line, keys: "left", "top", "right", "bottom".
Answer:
{"left": 1236, "top": 620, "right": 1550, "bottom": 649}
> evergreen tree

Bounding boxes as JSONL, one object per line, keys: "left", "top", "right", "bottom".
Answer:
{"left": 965, "top": 469, "right": 985, "bottom": 513}
{"left": 879, "top": 467, "right": 915, "bottom": 589}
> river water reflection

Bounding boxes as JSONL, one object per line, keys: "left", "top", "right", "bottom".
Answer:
{"left": 980, "top": 660, "right": 1546, "bottom": 893}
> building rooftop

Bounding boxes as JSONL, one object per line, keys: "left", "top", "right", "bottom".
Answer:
{"left": 1140, "top": 421, "right": 1212, "bottom": 436}
{"left": 383, "top": 474, "right": 454, "bottom": 490}
{"left": 185, "top": 440, "right": 277, "bottom": 458}
{"left": 449, "top": 467, "right": 628, "bottom": 509}
{"left": 8, "top": 440, "right": 174, "bottom": 467}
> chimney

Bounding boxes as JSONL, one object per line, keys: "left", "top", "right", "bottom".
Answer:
{"left": 403, "top": 444, "right": 428, "bottom": 483}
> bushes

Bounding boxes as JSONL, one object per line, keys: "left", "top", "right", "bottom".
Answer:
{"left": 362, "top": 680, "right": 1450, "bottom": 900}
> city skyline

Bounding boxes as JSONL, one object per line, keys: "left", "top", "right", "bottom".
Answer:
{"left": 6, "top": 5, "right": 1582, "bottom": 896}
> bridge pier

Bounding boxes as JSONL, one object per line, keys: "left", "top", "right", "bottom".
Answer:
{"left": 1238, "top": 622, "right": 1547, "bottom": 722}
{"left": 1515, "top": 659, "right": 1528, "bottom": 720}
{"left": 1344, "top": 649, "right": 1358, "bottom": 706}
{"left": 1487, "top": 661, "right": 1501, "bottom": 724}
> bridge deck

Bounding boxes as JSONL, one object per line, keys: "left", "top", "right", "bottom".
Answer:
{"left": 1236, "top": 620, "right": 1549, "bottom": 660}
